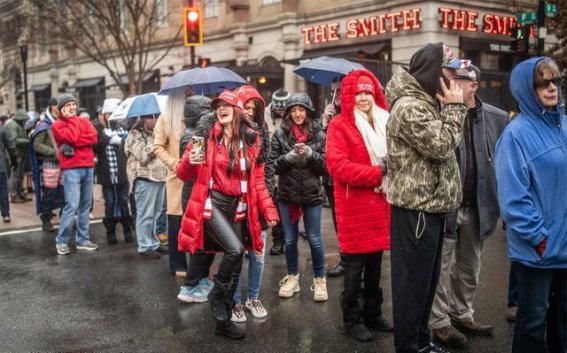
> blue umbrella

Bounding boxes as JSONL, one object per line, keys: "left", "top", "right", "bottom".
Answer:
{"left": 125, "top": 93, "right": 161, "bottom": 118}
{"left": 159, "top": 66, "right": 247, "bottom": 95}
{"left": 293, "top": 56, "right": 364, "bottom": 87}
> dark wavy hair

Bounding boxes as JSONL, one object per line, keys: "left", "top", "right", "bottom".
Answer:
{"left": 281, "top": 104, "right": 317, "bottom": 139}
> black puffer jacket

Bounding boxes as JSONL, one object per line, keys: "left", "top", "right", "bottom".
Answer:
{"left": 180, "top": 95, "right": 211, "bottom": 210}
{"left": 269, "top": 123, "right": 326, "bottom": 206}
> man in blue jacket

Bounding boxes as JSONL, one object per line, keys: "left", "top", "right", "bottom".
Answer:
{"left": 429, "top": 63, "right": 508, "bottom": 348}
{"left": 495, "top": 56, "right": 567, "bottom": 353}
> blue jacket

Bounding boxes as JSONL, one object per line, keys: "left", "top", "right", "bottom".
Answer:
{"left": 495, "top": 57, "right": 567, "bottom": 269}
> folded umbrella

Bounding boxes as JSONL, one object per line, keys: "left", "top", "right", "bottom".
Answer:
{"left": 159, "top": 66, "right": 247, "bottom": 96}
{"left": 293, "top": 56, "right": 364, "bottom": 87}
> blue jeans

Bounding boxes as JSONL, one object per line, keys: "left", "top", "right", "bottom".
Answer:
{"left": 513, "top": 262, "right": 567, "bottom": 353}
{"left": 0, "top": 171, "right": 9, "bottom": 217}
{"left": 278, "top": 202, "right": 325, "bottom": 277}
{"left": 155, "top": 193, "right": 167, "bottom": 235}
{"left": 56, "top": 168, "right": 94, "bottom": 245}
{"left": 234, "top": 230, "right": 268, "bottom": 304}
{"left": 102, "top": 183, "right": 130, "bottom": 219}
{"left": 508, "top": 261, "right": 519, "bottom": 307}
{"left": 134, "top": 179, "right": 165, "bottom": 252}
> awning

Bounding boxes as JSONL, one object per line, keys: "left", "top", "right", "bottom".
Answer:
{"left": 286, "top": 42, "right": 388, "bottom": 65}
{"left": 30, "top": 83, "right": 51, "bottom": 92}
{"left": 72, "top": 77, "right": 104, "bottom": 88}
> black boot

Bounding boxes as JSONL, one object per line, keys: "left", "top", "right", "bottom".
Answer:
{"left": 103, "top": 218, "right": 118, "bottom": 245}
{"left": 270, "top": 224, "right": 285, "bottom": 255}
{"left": 42, "top": 220, "right": 55, "bottom": 233}
{"left": 213, "top": 295, "right": 245, "bottom": 339}
{"left": 120, "top": 216, "right": 134, "bottom": 243}
{"left": 363, "top": 299, "right": 393, "bottom": 333}
{"left": 341, "top": 294, "right": 373, "bottom": 342}
{"left": 208, "top": 277, "right": 230, "bottom": 322}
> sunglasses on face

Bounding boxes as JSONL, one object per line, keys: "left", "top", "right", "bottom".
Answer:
{"left": 535, "top": 77, "right": 561, "bottom": 89}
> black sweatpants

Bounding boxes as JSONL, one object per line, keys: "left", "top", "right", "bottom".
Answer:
{"left": 390, "top": 206, "right": 445, "bottom": 353}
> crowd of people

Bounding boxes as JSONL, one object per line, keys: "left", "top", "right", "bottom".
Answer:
{"left": 1, "top": 42, "right": 565, "bottom": 353}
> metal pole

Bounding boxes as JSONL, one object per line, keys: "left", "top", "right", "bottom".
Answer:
{"left": 537, "top": 0, "right": 545, "bottom": 56}
{"left": 19, "top": 45, "right": 29, "bottom": 111}
{"left": 188, "top": 0, "right": 195, "bottom": 67}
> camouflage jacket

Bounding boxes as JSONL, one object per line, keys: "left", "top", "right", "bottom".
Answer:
{"left": 385, "top": 66, "right": 467, "bottom": 214}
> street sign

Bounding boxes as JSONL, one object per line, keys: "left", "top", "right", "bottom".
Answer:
{"left": 545, "top": 2, "right": 558, "bottom": 17}
{"left": 516, "top": 12, "right": 537, "bottom": 24}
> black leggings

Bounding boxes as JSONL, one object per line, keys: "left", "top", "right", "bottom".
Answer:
{"left": 205, "top": 191, "right": 245, "bottom": 286}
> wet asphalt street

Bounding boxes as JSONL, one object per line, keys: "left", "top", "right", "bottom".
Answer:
{"left": 0, "top": 208, "right": 514, "bottom": 353}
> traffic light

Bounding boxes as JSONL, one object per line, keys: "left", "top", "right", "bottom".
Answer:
{"left": 511, "top": 24, "right": 530, "bottom": 53}
{"left": 197, "top": 56, "right": 210, "bottom": 68}
{"left": 184, "top": 7, "right": 202, "bottom": 46}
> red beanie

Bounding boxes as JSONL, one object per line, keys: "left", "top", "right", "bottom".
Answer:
{"left": 356, "top": 76, "right": 375, "bottom": 95}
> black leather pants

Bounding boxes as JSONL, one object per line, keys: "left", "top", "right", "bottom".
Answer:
{"left": 204, "top": 191, "right": 245, "bottom": 288}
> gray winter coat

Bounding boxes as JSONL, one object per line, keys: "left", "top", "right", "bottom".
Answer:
{"left": 446, "top": 98, "right": 508, "bottom": 240}
{"left": 0, "top": 125, "right": 17, "bottom": 173}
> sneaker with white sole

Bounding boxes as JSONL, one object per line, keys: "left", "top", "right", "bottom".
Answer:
{"left": 311, "top": 277, "right": 328, "bottom": 302}
{"left": 177, "top": 285, "right": 208, "bottom": 303}
{"left": 245, "top": 299, "right": 268, "bottom": 318}
{"left": 76, "top": 240, "right": 99, "bottom": 251}
{"left": 279, "top": 274, "right": 300, "bottom": 298}
{"left": 231, "top": 304, "right": 247, "bottom": 322}
{"left": 56, "top": 243, "right": 70, "bottom": 255}
{"left": 199, "top": 277, "right": 213, "bottom": 295}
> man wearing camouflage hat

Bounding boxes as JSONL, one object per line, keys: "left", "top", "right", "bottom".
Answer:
{"left": 428, "top": 63, "right": 508, "bottom": 348}
{"left": 386, "top": 43, "right": 466, "bottom": 353}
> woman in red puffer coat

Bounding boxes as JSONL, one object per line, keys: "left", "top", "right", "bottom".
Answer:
{"left": 176, "top": 90, "right": 279, "bottom": 340}
{"left": 326, "top": 69, "right": 392, "bottom": 342}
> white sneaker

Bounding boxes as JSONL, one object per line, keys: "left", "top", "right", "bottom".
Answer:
{"left": 56, "top": 243, "right": 70, "bottom": 255}
{"left": 279, "top": 274, "right": 300, "bottom": 298}
{"left": 245, "top": 299, "right": 268, "bottom": 318}
{"left": 76, "top": 240, "right": 99, "bottom": 251}
{"left": 231, "top": 304, "right": 247, "bottom": 323}
{"left": 311, "top": 277, "right": 328, "bottom": 302}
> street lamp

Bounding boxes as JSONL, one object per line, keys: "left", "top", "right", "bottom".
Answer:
{"left": 19, "top": 43, "right": 29, "bottom": 111}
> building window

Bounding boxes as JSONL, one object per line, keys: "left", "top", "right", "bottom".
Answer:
{"left": 204, "top": 0, "right": 218, "bottom": 18}
{"left": 262, "top": 0, "right": 281, "bottom": 4}
{"left": 156, "top": 0, "right": 168, "bottom": 27}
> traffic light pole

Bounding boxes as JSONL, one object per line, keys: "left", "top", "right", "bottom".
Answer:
{"left": 188, "top": 0, "right": 196, "bottom": 67}
{"left": 537, "top": 0, "right": 545, "bottom": 56}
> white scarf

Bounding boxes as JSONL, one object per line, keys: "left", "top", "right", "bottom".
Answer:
{"left": 354, "top": 103, "right": 389, "bottom": 193}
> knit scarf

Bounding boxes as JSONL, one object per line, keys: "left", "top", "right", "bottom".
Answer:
{"left": 353, "top": 103, "right": 389, "bottom": 193}
{"left": 203, "top": 140, "right": 248, "bottom": 221}
{"left": 288, "top": 123, "right": 309, "bottom": 224}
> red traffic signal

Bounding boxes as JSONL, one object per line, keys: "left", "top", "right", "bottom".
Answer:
{"left": 184, "top": 7, "right": 202, "bottom": 46}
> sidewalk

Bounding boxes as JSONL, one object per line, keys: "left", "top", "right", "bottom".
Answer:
{"left": 0, "top": 184, "right": 106, "bottom": 232}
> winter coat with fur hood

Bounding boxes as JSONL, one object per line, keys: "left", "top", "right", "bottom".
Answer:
{"left": 326, "top": 69, "right": 390, "bottom": 254}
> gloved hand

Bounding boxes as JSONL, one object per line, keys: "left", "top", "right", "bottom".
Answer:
{"left": 380, "top": 156, "right": 388, "bottom": 176}
{"left": 285, "top": 150, "right": 305, "bottom": 166}
{"left": 10, "top": 155, "right": 18, "bottom": 171}
{"left": 535, "top": 239, "right": 547, "bottom": 256}
{"left": 103, "top": 128, "right": 117, "bottom": 138}
{"left": 61, "top": 144, "right": 75, "bottom": 157}
{"left": 323, "top": 103, "right": 336, "bottom": 120}
{"left": 300, "top": 145, "right": 313, "bottom": 159}
{"left": 109, "top": 135, "right": 122, "bottom": 145}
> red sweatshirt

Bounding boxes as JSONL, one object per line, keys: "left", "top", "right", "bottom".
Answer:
{"left": 52, "top": 115, "right": 97, "bottom": 170}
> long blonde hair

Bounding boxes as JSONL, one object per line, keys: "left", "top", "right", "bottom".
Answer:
{"left": 163, "top": 88, "right": 185, "bottom": 139}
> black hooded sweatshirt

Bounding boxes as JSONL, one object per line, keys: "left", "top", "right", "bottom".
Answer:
{"left": 409, "top": 42, "right": 444, "bottom": 100}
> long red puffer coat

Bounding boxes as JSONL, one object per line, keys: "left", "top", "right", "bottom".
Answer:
{"left": 326, "top": 69, "right": 390, "bottom": 254}
{"left": 176, "top": 121, "right": 278, "bottom": 254}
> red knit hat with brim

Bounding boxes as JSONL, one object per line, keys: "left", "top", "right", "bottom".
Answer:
{"left": 211, "top": 90, "right": 243, "bottom": 110}
{"left": 356, "top": 76, "right": 375, "bottom": 95}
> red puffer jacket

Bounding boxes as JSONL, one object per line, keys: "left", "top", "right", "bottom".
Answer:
{"left": 326, "top": 69, "right": 390, "bottom": 254}
{"left": 176, "top": 122, "right": 279, "bottom": 254}
{"left": 52, "top": 115, "right": 97, "bottom": 170}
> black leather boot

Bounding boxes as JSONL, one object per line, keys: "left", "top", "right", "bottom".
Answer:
{"left": 120, "top": 216, "right": 134, "bottom": 243}
{"left": 103, "top": 218, "right": 117, "bottom": 245}
{"left": 208, "top": 277, "right": 230, "bottom": 322}
{"left": 213, "top": 295, "right": 245, "bottom": 339}
{"left": 341, "top": 294, "right": 373, "bottom": 342}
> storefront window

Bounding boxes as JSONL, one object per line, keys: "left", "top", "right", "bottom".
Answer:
{"left": 479, "top": 52, "right": 500, "bottom": 71}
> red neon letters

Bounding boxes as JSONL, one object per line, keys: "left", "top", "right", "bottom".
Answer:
{"left": 439, "top": 7, "right": 517, "bottom": 36}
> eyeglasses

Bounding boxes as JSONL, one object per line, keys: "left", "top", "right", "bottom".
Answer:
{"left": 535, "top": 77, "right": 561, "bottom": 89}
